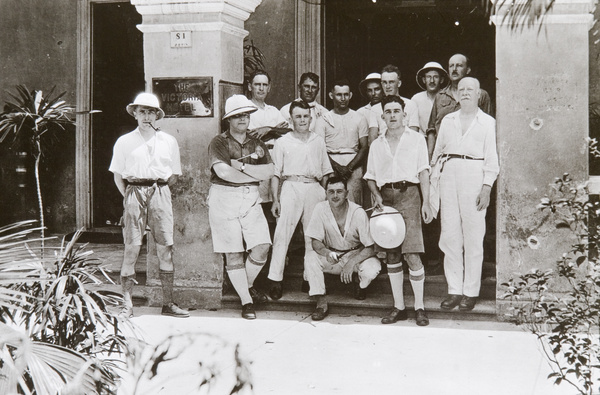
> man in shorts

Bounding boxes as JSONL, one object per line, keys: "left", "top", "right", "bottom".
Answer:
{"left": 267, "top": 100, "right": 334, "bottom": 300}
{"left": 109, "top": 92, "right": 189, "bottom": 318}
{"left": 208, "top": 94, "right": 275, "bottom": 319}
{"left": 364, "top": 95, "right": 433, "bottom": 327}
{"left": 305, "top": 176, "right": 381, "bottom": 320}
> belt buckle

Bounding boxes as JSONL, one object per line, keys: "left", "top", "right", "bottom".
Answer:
{"left": 397, "top": 181, "right": 407, "bottom": 192}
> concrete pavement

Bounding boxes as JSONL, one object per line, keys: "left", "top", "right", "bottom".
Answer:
{"left": 117, "top": 307, "right": 572, "bottom": 395}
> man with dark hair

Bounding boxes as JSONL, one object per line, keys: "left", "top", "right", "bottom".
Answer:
{"left": 365, "top": 95, "right": 433, "bottom": 327}
{"left": 208, "top": 94, "right": 274, "bottom": 319}
{"left": 357, "top": 72, "right": 383, "bottom": 139}
{"left": 314, "top": 79, "right": 369, "bottom": 205}
{"left": 268, "top": 100, "right": 334, "bottom": 300}
{"left": 109, "top": 92, "right": 189, "bottom": 319}
{"left": 426, "top": 54, "right": 492, "bottom": 159}
{"left": 280, "top": 72, "right": 327, "bottom": 132}
{"left": 304, "top": 176, "right": 381, "bottom": 320}
{"left": 369, "top": 64, "right": 420, "bottom": 143}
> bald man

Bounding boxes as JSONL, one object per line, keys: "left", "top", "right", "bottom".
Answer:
{"left": 431, "top": 77, "right": 499, "bottom": 312}
{"left": 426, "top": 54, "right": 492, "bottom": 159}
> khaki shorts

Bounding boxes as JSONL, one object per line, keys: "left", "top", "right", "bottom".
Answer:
{"left": 378, "top": 185, "right": 424, "bottom": 254}
{"left": 123, "top": 184, "right": 173, "bottom": 246}
{"left": 208, "top": 184, "right": 271, "bottom": 253}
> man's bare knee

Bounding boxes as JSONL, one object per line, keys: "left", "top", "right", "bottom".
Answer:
{"left": 249, "top": 243, "right": 270, "bottom": 262}
{"left": 404, "top": 253, "right": 423, "bottom": 271}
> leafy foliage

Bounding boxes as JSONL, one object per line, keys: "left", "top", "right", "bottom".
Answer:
{"left": 484, "top": 0, "right": 556, "bottom": 32}
{"left": 502, "top": 174, "right": 600, "bottom": 394}
{"left": 0, "top": 221, "right": 126, "bottom": 394}
{"left": 0, "top": 86, "right": 75, "bottom": 253}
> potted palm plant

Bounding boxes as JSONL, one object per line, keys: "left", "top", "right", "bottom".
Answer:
{"left": 0, "top": 85, "right": 75, "bottom": 254}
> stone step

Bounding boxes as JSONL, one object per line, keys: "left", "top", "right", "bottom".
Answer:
{"left": 222, "top": 291, "right": 497, "bottom": 322}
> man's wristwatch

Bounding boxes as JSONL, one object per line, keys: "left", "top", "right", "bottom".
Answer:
{"left": 240, "top": 162, "right": 246, "bottom": 172}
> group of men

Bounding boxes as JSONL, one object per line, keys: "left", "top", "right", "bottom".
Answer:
{"left": 110, "top": 52, "right": 499, "bottom": 327}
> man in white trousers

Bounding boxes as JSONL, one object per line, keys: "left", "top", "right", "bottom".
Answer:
{"left": 432, "top": 77, "right": 499, "bottom": 311}
{"left": 268, "top": 100, "right": 333, "bottom": 300}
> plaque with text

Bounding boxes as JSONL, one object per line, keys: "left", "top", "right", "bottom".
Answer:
{"left": 152, "top": 77, "right": 213, "bottom": 118}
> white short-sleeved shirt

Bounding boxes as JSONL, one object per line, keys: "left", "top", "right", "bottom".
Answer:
{"left": 411, "top": 91, "right": 435, "bottom": 135}
{"left": 109, "top": 128, "right": 181, "bottom": 180}
{"left": 364, "top": 128, "right": 430, "bottom": 188}
{"left": 357, "top": 104, "right": 379, "bottom": 129}
{"left": 372, "top": 97, "right": 419, "bottom": 135}
{"left": 280, "top": 99, "right": 327, "bottom": 133}
{"left": 314, "top": 109, "right": 368, "bottom": 154}
{"left": 306, "top": 200, "right": 374, "bottom": 250}
{"left": 432, "top": 109, "right": 499, "bottom": 186}
{"left": 271, "top": 132, "right": 333, "bottom": 180}
{"left": 249, "top": 103, "right": 288, "bottom": 130}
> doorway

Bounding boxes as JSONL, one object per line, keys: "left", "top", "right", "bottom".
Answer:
{"left": 91, "top": 1, "right": 144, "bottom": 227}
{"left": 324, "top": 0, "right": 497, "bottom": 267}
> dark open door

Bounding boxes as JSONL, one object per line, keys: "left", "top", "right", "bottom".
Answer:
{"left": 91, "top": 1, "right": 144, "bottom": 227}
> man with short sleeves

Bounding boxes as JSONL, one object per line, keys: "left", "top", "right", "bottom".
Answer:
{"left": 109, "top": 92, "right": 189, "bottom": 319}
{"left": 411, "top": 62, "right": 448, "bottom": 135}
{"left": 305, "top": 176, "right": 381, "bottom": 320}
{"left": 357, "top": 72, "right": 383, "bottom": 140}
{"left": 208, "top": 94, "right": 274, "bottom": 319}
{"left": 314, "top": 79, "right": 369, "bottom": 205}
{"left": 364, "top": 95, "right": 433, "bottom": 327}
{"left": 369, "top": 64, "right": 420, "bottom": 144}
{"left": 280, "top": 72, "right": 327, "bottom": 133}
{"left": 267, "top": 100, "right": 334, "bottom": 300}
{"left": 432, "top": 77, "right": 499, "bottom": 312}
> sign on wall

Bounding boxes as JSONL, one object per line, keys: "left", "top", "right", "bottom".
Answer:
{"left": 152, "top": 77, "right": 213, "bottom": 118}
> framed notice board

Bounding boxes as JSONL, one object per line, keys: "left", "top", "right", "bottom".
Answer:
{"left": 152, "top": 77, "right": 213, "bottom": 118}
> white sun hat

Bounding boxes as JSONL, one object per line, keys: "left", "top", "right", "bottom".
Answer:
{"left": 358, "top": 72, "right": 382, "bottom": 99}
{"left": 126, "top": 92, "right": 165, "bottom": 120}
{"left": 223, "top": 94, "right": 258, "bottom": 120}
{"left": 369, "top": 206, "right": 406, "bottom": 249}
{"left": 416, "top": 62, "right": 449, "bottom": 91}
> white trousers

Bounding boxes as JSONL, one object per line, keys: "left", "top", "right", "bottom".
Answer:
{"left": 439, "top": 160, "right": 487, "bottom": 297}
{"left": 305, "top": 254, "right": 381, "bottom": 296}
{"left": 268, "top": 181, "right": 325, "bottom": 282}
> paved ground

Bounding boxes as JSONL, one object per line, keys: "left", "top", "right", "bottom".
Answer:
{"left": 117, "top": 307, "right": 574, "bottom": 395}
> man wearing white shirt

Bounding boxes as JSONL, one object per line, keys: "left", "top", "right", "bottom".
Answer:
{"left": 411, "top": 62, "right": 448, "bottom": 135}
{"left": 357, "top": 72, "right": 383, "bottom": 142}
{"left": 268, "top": 100, "right": 334, "bottom": 300}
{"left": 109, "top": 92, "right": 189, "bottom": 319}
{"left": 315, "top": 79, "right": 369, "bottom": 205}
{"left": 364, "top": 95, "right": 433, "bottom": 327}
{"left": 280, "top": 72, "right": 327, "bottom": 133}
{"left": 369, "top": 65, "right": 420, "bottom": 144}
{"left": 432, "top": 77, "right": 499, "bottom": 311}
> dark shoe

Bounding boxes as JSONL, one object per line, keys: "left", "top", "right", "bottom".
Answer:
{"left": 269, "top": 281, "right": 283, "bottom": 300}
{"left": 301, "top": 280, "right": 309, "bottom": 293}
{"left": 440, "top": 294, "right": 462, "bottom": 310}
{"left": 249, "top": 287, "right": 268, "bottom": 304}
{"left": 311, "top": 305, "right": 329, "bottom": 321}
{"left": 161, "top": 303, "right": 190, "bottom": 318}
{"left": 354, "top": 282, "right": 367, "bottom": 300}
{"left": 415, "top": 309, "right": 429, "bottom": 326}
{"left": 459, "top": 296, "right": 477, "bottom": 311}
{"left": 381, "top": 308, "right": 408, "bottom": 324}
{"left": 241, "top": 303, "right": 256, "bottom": 320}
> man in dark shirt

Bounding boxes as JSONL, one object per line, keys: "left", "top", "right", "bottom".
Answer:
{"left": 208, "top": 94, "right": 274, "bottom": 319}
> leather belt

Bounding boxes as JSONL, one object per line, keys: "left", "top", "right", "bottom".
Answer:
{"left": 382, "top": 181, "right": 418, "bottom": 192}
{"left": 442, "top": 154, "right": 484, "bottom": 161}
{"left": 283, "top": 175, "right": 318, "bottom": 183}
{"left": 126, "top": 180, "right": 168, "bottom": 186}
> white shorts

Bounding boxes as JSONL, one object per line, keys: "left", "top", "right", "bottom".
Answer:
{"left": 208, "top": 184, "right": 271, "bottom": 253}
